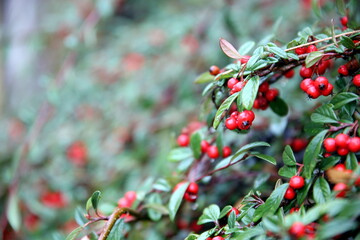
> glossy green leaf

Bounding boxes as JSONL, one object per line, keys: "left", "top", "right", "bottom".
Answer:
{"left": 168, "top": 148, "right": 193, "bottom": 162}
{"left": 7, "top": 192, "right": 21, "bottom": 231}
{"left": 86, "top": 197, "right": 93, "bottom": 212}
{"left": 330, "top": 92, "right": 358, "bottom": 109}
{"left": 238, "top": 41, "right": 255, "bottom": 55}
{"left": 74, "top": 207, "right": 87, "bottom": 226}
{"left": 303, "top": 130, "right": 327, "bottom": 179}
{"left": 297, "top": 178, "right": 313, "bottom": 205}
{"left": 190, "top": 132, "right": 202, "bottom": 159}
{"left": 194, "top": 72, "right": 214, "bottom": 84}
{"left": 340, "top": 36, "right": 356, "bottom": 49}
{"left": 232, "top": 225, "right": 265, "bottom": 239}
{"left": 147, "top": 193, "right": 163, "bottom": 221}
{"left": 65, "top": 226, "right": 84, "bottom": 240}
{"left": 345, "top": 153, "right": 358, "bottom": 170}
{"left": 311, "top": 104, "right": 338, "bottom": 124}
{"left": 228, "top": 211, "right": 236, "bottom": 229}
{"left": 278, "top": 165, "right": 297, "bottom": 178}
{"left": 220, "top": 205, "right": 233, "bottom": 218}
{"left": 198, "top": 204, "right": 221, "bottom": 225}
{"left": 153, "top": 178, "right": 171, "bottom": 192}
{"left": 240, "top": 76, "right": 260, "bottom": 110}
{"left": 269, "top": 97, "right": 289, "bottom": 116}
{"left": 213, "top": 92, "right": 240, "bottom": 129}
{"left": 305, "top": 51, "right": 323, "bottom": 68}
{"left": 318, "top": 218, "right": 357, "bottom": 239}
{"left": 313, "top": 177, "right": 331, "bottom": 204}
{"left": 107, "top": 219, "right": 125, "bottom": 240}
{"left": 231, "top": 142, "right": 270, "bottom": 162}
{"left": 254, "top": 172, "right": 271, "bottom": 189}
{"left": 251, "top": 152, "right": 276, "bottom": 165}
{"left": 91, "top": 191, "right": 102, "bottom": 211}
{"left": 282, "top": 145, "right": 296, "bottom": 166}
{"left": 168, "top": 182, "right": 189, "bottom": 221}
{"left": 268, "top": 46, "right": 288, "bottom": 59}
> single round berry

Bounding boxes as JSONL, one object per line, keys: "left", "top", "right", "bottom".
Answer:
{"left": 124, "top": 191, "right": 137, "bottom": 203}
{"left": 348, "top": 137, "right": 360, "bottom": 152}
{"left": 340, "top": 16, "right": 348, "bottom": 27}
{"left": 289, "top": 222, "right": 306, "bottom": 238}
{"left": 284, "top": 69, "right": 295, "bottom": 78}
{"left": 225, "top": 117, "right": 238, "bottom": 130}
{"left": 227, "top": 78, "right": 239, "bottom": 89}
{"left": 334, "top": 163, "right": 346, "bottom": 171}
{"left": 187, "top": 182, "right": 199, "bottom": 194}
{"left": 253, "top": 97, "right": 268, "bottom": 110}
{"left": 299, "top": 66, "right": 313, "bottom": 78}
{"left": 338, "top": 65, "right": 349, "bottom": 76}
{"left": 323, "top": 138, "right": 337, "bottom": 152}
{"left": 284, "top": 187, "right": 296, "bottom": 200}
{"left": 321, "top": 83, "right": 333, "bottom": 96}
{"left": 289, "top": 207, "right": 300, "bottom": 214}
{"left": 207, "top": 146, "right": 220, "bottom": 158}
{"left": 177, "top": 134, "right": 190, "bottom": 147}
{"left": 314, "top": 76, "right": 329, "bottom": 90}
{"left": 306, "top": 86, "right": 321, "bottom": 99}
{"left": 259, "top": 81, "right": 270, "bottom": 93}
{"left": 238, "top": 110, "right": 255, "bottom": 122}
{"left": 335, "top": 133, "right": 350, "bottom": 148}
{"left": 232, "top": 81, "right": 246, "bottom": 93}
{"left": 265, "top": 88, "right": 279, "bottom": 102}
{"left": 222, "top": 146, "right": 232, "bottom": 158}
{"left": 333, "top": 183, "right": 347, "bottom": 198}
{"left": 353, "top": 74, "right": 360, "bottom": 87}
{"left": 317, "top": 59, "right": 330, "bottom": 74}
{"left": 337, "top": 147, "right": 349, "bottom": 156}
{"left": 240, "top": 55, "right": 250, "bottom": 64}
{"left": 184, "top": 192, "right": 197, "bottom": 202}
{"left": 307, "top": 45, "right": 317, "bottom": 53}
{"left": 230, "top": 111, "right": 239, "bottom": 119}
{"left": 209, "top": 65, "right": 220, "bottom": 76}
{"left": 201, "top": 140, "right": 210, "bottom": 153}
{"left": 290, "top": 138, "right": 308, "bottom": 152}
{"left": 300, "top": 78, "right": 314, "bottom": 92}
{"left": 227, "top": 207, "right": 240, "bottom": 217}
{"left": 118, "top": 197, "right": 132, "bottom": 208}
{"left": 295, "top": 47, "right": 307, "bottom": 55}
{"left": 289, "top": 176, "right": 305, "bottom": 189}
{"left": 238, "top": 120, "right": 251, "bottom": 130}
{"left": 212, "top": 237, "right": 224, "bottom": 240}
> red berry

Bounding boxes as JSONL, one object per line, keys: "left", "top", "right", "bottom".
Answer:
{"left": 66, "top": 141, "right": 88, "bottom": 166}
{"left": 265, "top": 88, "right": 279, "bottom": 102}
{"left": 353, "top": 74, "right": 360, "bottom": 87}
{"left": 187, "top": 182, "right": 199, "bottom": 194}
{"left": 338, "top": 65, "right": 349, "bottom": 76}
{"left": 290, "top": 138, "right": 308, "bottom": 152}
{"left": 212, "top": 237, "right": 224, "bottom": 240}
{"left": 314, "top": 76, "right": 329, "bottom": 91}
{"left": 118, "top": 197, "right": 132, "bottom": 208}
{"left": 354, "top": 177, "right": 360, "bottom": 186}
{"left": 259, "top": 81, "right": 270, "bottom": 93}
{"left": 124, "top": 191, "right": 137, "bottom": 203}
{"left": 340, "top": 16, "right": 348, "bottom": 27}
{"left": 300, "top": 78, "right": 314, "bottom": 92}
{"left": 225, "top": 117, "right": 238, "bottom": 130}
{"left": 207, "top": 146, "right": 220, "bottom": 158}
{"left": 253, "top": 97, "right": 268, "bottom": 110}
{"left": 323, "top": 138, "right": 337, "bottom": 152}
{"left": 337, "top": 147, "right": 349, "bottom": 156}
{"left": 222, "top": 146, "right": 232, "bottom": 157}
{"left": 284, "top": 187, "right": 296, "bottom": 200}
{"left": 335, "top": 133, "right": 350, "bottom": 148}
{"left": 230, "top": 111, "right": 239, "bottom": 119}
{"left": 232, "top": 81, "right": 246, "bottom": 93}
{"left": 238, "top": 110, "right": 255, "bottom": 122}
{"left": 284, "top": 69, "right": 295, "bottom": 78}
{"left": 333, "top": 183, "right": 347, "bottom": 198}
{"left": 306, "top": 86, "right": 321, "bottom": 99}
{"left": 209, "top": 65, "right": 220, "bottom": 75}
{"left": 240, "top": 55, "right": 250, "bottom": 64}
{"left": 201, "top": 140, "right": 210, "bottom": 153}
{"left": 289, "top": 176, "right": 305, "bottom": 189}
{"left": 238, "top": 120, "right": 251, "bottom": 130}
{"left": 323, "top": 152, "right": 332, "bottom": 158}
{"left": 41, "top": 191, "right": 67, "bottom": 208}
{"left": 307, "top": 45, "right": 317, "bottom": 53}
{"left": 299, "top": 66, "right": 313, "bottom": 78}
{"left": 177, "top": 134, "right": 190, "bottom": 147}
{"left": 290, "top": 207, "right": 300, "bottom": 214}
{"left": 348, "top": 137, "right": 360, "bottom": 152}
{"left": 295, "top": 47, "right": 307, "bottom": 55}
{"left": 227, "top": 78, "right": 239, "bottom": 89}
{"left": 321, "top": 83, "right": 333, "bottom": 96}
{"left": 184, "top": 192, "right": 197, "bottom": 202}
{"left": 317, "top": 59, "right": 330, "bottom": 75}
{"left": 227, "top": 207, "right": 240, "bottom": 217}
{"left": 334, "top": 163, "right": 346, "bottom": 171}
{"left": 289, "top": 222, "right": 306, "bottom": 238}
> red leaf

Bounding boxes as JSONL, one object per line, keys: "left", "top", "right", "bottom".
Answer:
{"left": 219, "top": 38, "right": 242, "bottom": 59}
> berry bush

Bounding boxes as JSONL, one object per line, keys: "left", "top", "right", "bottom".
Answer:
{"left": 1, "top": 0, "right": 360, "bottom": 240}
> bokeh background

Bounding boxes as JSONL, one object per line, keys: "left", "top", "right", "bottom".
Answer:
{"left": 0, "top": 0, "right": 339, "bottom": 239}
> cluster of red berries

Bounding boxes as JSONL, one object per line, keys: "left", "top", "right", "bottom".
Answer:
{"left": 117, "top": 191, "right": 137, "bottom": 221}
{"left": 253, "top": 81, "right": 279, "bottom": 110}
{"left": 201, "top": 140, "right": 232, "bottom": 159}
{"left": 330, "top": 163, "right": 360, "bottom": 198}
{"left": 299, "top": 59, "right": 331, "bottom": 78}
{"left": 323, "top": 133, "right": 360, "bottom": 156}
{"left": 294, "top": 44, "right": 318, "bottom": 55}
{"left": 174, "top": 182, "right": 199, "bottom": 202}
{"left": 300, "top": 76, "right": 333, "bottom": 98}
{"left": 284, "top": 176, "right": 305, "bottom": 200}
{"left": 353, "top": 74, "right": 360, "bottom": 87}
{"left": 226, "top": 77, "right": 247, "bottom": 95}
{"left": 225, "top": 110, "right": 255, "bottom": 131}
{"left": 289, "top": 222, "right": 317, "bottom": 239}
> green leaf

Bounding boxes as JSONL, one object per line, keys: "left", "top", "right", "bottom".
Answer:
{"left": 311, "top": 104, "right": 338, "bottom": 124}
{"left": 86, "top": 197, "right": 93, "bottom": 212}
{"left": 168, "top": 148, "right": 193, "bottom": 162}
{"left": 336, "top": 0, "right": 346, "bottom": 16}
{"left": 278, "top": 165, "right": 297, "bottom": 178}
{"left": 296, "top": 178, "right": 313, "bottom": 205}
{"left": 65, "top": 226, "right": 84, "bottom": 240}
{"left": 190, "top": 132, "right": 202, "bottom": 159}
{"left": 74, "top": 207, "right": 87, "bottom": 226}
{"left": 7, "top": 192, "right": 21, "bottom": 231}
{"left": 220, "top": 205, "right": 233, "bottom": 218}
{"left": 231, "top": 141, "right": 270, "bottom": 161}
{"left": 147, "top": 193, "right": 163, "bottom": 221}
{"left": 240, "top": 76, "right": 260, "bottom": 110}
{"left": 330, "top": 92, "right": 358, "bottom": 109}
{"left": 198, "top": 204, "right": 221, "bottom": 225}
{"left": 194, "top": 72, "right": 214, "bottom": 84}
{"left": 246, "top": 47, "right": 263, "bottom": 70}
{"left": 107, "top": 219, "right": 125, "bottom": 240}
{"left": 268, "top": 46, "right": 288, "bottom": 59}
{"left": 216, "top": 130, "right": 224, "bottom": 157}
{"left": 254, "top": 172, "right": 271, "bottom": 189}
{"left": 228, "top": 211, "right": 236, "bottom": 229}
{"left": 282, "top": 145, "right": 296, "bottom": 166}
{"left": 213, "top": 92, "right": 240, "bottom": 129}
{"left": 319, "top": 156, "right": 341, "bottom": 170}
{"left": 318, "top": 218, "right": 357, "bottom": 239}
{"left": 168, "top": 182, "right": 189, "bottom": 221}
{"left": 219, "top": 38, "right": 242, "bottom": 59}
{"left": 287, "top": 52, "right": 299, "bottom": 60}
{"left": 313, "top": 177, "right": 331, "bottom": 204}
{"left": 253, "top": 183, "right": 289, "bottom": 222}
{"left": 202, "top": 82, "right": 216, "bottom": 96}
{"left": 345, "top": 152, "right": 358, "bottom": 170}
{"left": 232, "top": 225, "right": 265, "bottom": 239}
{"left": 340, "top": 36, "right": 356, "bottom": 49}
{"left": 214, "top": 69, "right": 235, "bottom": 81}
{"left": 214, "top": 156, "right": 235, "bottom": 171}
{"left": 305, "top": 51, "right": 324, "bottom": 68}
{"left": 238, "top": 41, "right": 255, "bottom": 55}
{"left": 303, "top": 130, "right": 327, "bottom": 179}
{"left": 91, "top": 191, "right": 102, "bottom": 211}
{"left": 153, "top": 178, "right": 171, "bottom": 192}
{"left": 251, "top": 152, "right": 276, "bottom": 165}
{"left": 269, "top": 97, "right": 289, "bottom": 116}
